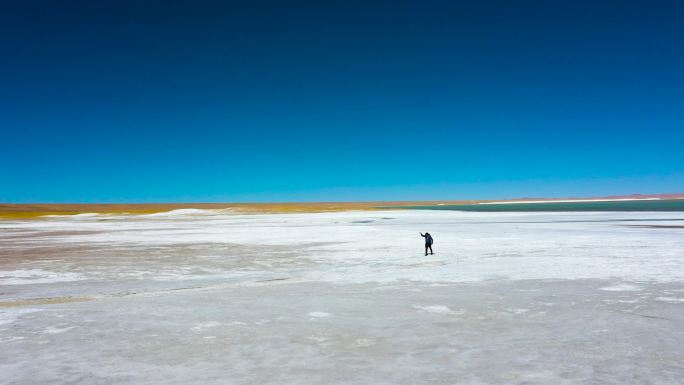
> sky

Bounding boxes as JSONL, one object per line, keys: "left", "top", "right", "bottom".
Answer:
{"left": 1, "top": 0, "right": 683, "bottom": 203}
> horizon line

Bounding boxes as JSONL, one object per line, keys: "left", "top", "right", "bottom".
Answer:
{"left": 3, "top": 192, "right": 684, "bottom": 206}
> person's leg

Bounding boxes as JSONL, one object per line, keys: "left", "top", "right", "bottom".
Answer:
{"left": 425, "top": 244, "right": 428, "bottom": 256}
{"left": 429, "top": 245, "right": 433, "bottom": 255}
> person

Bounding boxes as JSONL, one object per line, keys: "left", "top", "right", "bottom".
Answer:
{"left": 420, "top": 232, "right": 434, "bottom": 255}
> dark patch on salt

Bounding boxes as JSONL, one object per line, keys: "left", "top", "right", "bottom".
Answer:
{"left": 256, "top": 278, "right": 289, "bottom": 283}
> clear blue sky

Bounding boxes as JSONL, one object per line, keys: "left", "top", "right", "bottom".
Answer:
{"left": 1, "top": 0, "right": 682, "bottom": 203}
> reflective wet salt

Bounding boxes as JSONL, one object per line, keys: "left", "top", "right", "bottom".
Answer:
{"left": 1, "top": 210, "right": 683, "bottom": 384}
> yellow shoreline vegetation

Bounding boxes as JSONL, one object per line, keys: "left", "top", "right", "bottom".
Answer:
{"left": 3, "top": 193, "right": 680, "bottom": 219}
{"left": 0, "top": 201, "right": 480, "bottom": 219}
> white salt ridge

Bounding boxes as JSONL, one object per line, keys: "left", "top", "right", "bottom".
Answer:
{"left": 600, "top": 284, "right": 642, "bottom": 292}
{"left": 414, "top": 305, "right": 461, "bottom": 315}
{"left": 44, "top": 213, "right": 102, "bottom": 218}
{"left": 42, "top": 326, "right": 75, "bottom": 334}
{"left": 655, "top": 297, "right": 684, "bottom": 303}
{"left": 191, "top": 321, "right": 221, "bottom": 331}
{"left": 142, "top": 209, "right": 217, "bottom": 217}
{"left": 0, "top": 269, "right": 85, "bottom": 285}
{"left": 308, "top": 312, "right": 331, "bottom": 318}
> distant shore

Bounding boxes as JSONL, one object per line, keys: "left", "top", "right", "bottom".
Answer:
{"left": 0, "top": 201, "right": 477, "bottom": 219}
{"left": 1, "top": 193, "right": 682, "bottom": 219}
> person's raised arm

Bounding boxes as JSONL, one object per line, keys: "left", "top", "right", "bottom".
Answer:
{"left": 420, "top": 232, "right": 424, "bottom": 237}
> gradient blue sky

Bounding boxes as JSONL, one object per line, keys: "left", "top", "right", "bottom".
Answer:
{"left": 1, "top": 0, "right": 683, "bottom": 203}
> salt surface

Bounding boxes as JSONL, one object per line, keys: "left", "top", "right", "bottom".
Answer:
{"left": 5, "top": 210, "right": 682, "bottom": 284}
{"left": 1, "top": 210, "right": 683, "bottom": 384}
{"left": 0, "top": 309, "right": 43, "bottom": 326}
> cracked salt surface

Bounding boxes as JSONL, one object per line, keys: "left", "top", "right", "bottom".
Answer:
{"left": 1, "top": 210, "right": 684, "bottom": 384}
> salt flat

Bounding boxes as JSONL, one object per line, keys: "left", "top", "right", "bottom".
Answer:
{"left": 1, "top": 210, "right": 683, "bottom": 384}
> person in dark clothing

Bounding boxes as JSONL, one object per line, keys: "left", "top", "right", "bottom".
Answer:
{"left": 420, "top": 232, "right": 434, "bottom": 255}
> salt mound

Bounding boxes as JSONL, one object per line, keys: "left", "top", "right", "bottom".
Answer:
{"left": 45, "top": 213, "right": 101, "bottom": 219}
{"left": 143, "top": 209, "right": 214, "bottom": 217}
